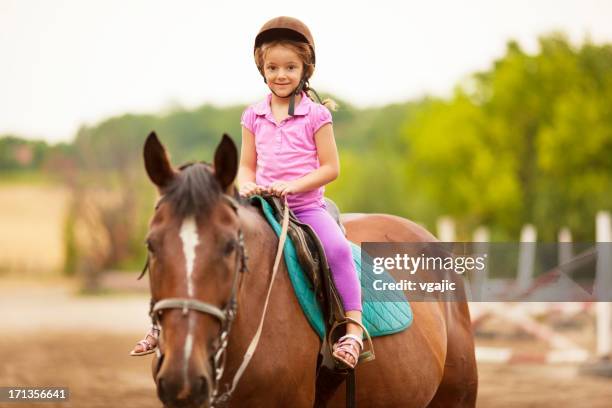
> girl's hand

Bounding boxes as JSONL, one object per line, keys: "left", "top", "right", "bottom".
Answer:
{"left": 239, "top": 182, "right": 264, "bottom": 197}
{"left": 269, "top": 180, "right": 299, "bottom": 197}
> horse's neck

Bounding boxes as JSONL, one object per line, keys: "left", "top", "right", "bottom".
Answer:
{"left": 216, "top": 205, "right": 321, "bottom": 400}
{"left": 226, "top": 205, "right": 293, "bottom": 350}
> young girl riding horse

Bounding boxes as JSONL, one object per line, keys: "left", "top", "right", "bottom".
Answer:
{"left": 237, "top": 16, "right": 364, "bottom": 369}
{"left": 132, "top": 15, "right": 365, "bottom": 370}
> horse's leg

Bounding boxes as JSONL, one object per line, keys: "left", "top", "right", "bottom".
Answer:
{"left": 426, "top": 301, "right": 478, "bottom": 407}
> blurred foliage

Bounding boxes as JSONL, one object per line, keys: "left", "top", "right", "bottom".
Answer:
{"left": 402, "top": 33, "right": 611, "bottom": 240}
{"left": 1, "top": 33, "right": 610, "bottom": 275}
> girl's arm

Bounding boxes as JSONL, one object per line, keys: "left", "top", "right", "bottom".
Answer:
{"left": 286, "top": 123, "right": 339, "bottom": 193}
{"left": 237, "top": 126, "right": 257, "bottom": 189}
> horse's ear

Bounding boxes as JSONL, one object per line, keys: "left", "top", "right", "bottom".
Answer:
{"left": 214, "top": 134, "right": 238, "bottom": 193}
{"left": 144, "top": 132, "right": 176, "bottom": 190}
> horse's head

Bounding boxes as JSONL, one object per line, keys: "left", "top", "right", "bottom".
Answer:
{"left": 143, "top": 132, "right": 244, "bottom": 408}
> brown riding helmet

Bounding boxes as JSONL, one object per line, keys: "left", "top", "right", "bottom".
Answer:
{"left": 254, "top": 16, "right": 316, "bottom": 69}
{"left": 254, "top": 16, "right": 318, "bottom": 116}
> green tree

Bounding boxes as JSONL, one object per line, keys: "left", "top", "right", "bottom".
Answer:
{"left": 402, "top": 34, "right": 612, "bottom": 240}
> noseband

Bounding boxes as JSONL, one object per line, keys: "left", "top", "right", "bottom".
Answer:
{"left": 140, "top": 193, "right": 289, "bottom": 407}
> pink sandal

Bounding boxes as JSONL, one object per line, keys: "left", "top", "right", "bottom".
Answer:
{"left": 332, "top": 334, "right": 363, "bottom": 370}
{"left": 130, "top": 326, "right": 160, "bottom": 356}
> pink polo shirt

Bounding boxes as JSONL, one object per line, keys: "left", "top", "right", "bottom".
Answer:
{"left": 241, "top": 92, "right": 333, "bottom": 211}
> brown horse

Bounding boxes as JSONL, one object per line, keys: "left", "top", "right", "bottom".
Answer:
{"left": 142, "top": 132, "right": 477, "bottom": 408}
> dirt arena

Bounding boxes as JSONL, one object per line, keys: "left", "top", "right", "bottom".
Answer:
{"left": 1, "top": 281, "right": 611, "bottom": 408}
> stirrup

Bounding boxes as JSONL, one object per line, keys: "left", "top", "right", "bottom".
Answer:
{"left": 327, "top": 316, "right": 375, "bottom": 370}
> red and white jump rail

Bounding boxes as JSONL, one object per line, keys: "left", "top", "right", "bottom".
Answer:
{"left": 472, "top": 302, "right": 591, "bottom": 364}
{"left": 476, "top": 346, "right": 590, "bottom": 364}
{"left": 471, "top": 211, "right": 612, "bottom": 366}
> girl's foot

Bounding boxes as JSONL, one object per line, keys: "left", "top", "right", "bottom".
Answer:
{"left": 130, "top": 326, "right": 160, "bottom": 356}
{"left": 332, "top": 334, "right": 363, "bottom": 369}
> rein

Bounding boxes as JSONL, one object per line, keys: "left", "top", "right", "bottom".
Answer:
{"left": 140, "top": 194, "right": 290, "bottom": 407}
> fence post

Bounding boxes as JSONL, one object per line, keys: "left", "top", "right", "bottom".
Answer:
{"left": 436, "top": 216, "right": 455, "bottom": 242}
{"left": 558, "top": 227, "right": 573, "bottom": 266}
{"left": 517, "top": 224, "right": 537, "bottom": 292}
{"left": 472, "top": 226, "right": 490, "bottom": 301}
{"left": 595, "top": 211, "right": 611, "bottom": 359}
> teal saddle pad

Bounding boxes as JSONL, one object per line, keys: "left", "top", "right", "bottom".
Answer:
{"left": 251, "top": 196, "right": 413, "bottom": 339}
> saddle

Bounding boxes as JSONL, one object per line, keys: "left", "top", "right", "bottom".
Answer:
{"left": 256, "top": 195, "right": 346, "bottom": 325}
{"left": 251, "top": 194, "right": 373, "bottom": 408}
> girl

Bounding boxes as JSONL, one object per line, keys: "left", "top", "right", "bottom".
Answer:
{"left": 238, "top": 16, "right": 364, "bottom": 369}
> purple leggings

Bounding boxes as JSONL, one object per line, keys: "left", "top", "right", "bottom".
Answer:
{"left": 293, "top": 204, "right": 362, "bottom": 312}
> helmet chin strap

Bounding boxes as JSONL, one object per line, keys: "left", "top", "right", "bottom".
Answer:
{"left": 264, "top": 76, "right": 307, "bottom": 116}
{"left": 288, "top": 77, "right": 306, "bottom": 116}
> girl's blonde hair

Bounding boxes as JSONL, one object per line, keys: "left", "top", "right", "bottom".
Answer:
{"left": 254, "top": 39, "right": 338, "bottom": 111}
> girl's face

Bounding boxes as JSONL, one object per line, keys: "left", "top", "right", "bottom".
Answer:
{"left": 262, "top": 45, "right": 304, "bottom": 98}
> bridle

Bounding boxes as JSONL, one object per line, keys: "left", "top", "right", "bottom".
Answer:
{"left": 140, "top": 194, "right": 245, "bottom": 405}
{"left": 139, "top": 193, "right": 289, "bottom": 407}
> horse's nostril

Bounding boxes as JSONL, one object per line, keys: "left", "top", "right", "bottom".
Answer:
{"left": 157, "top": 375, "right": 209, "bottom": 406}
{"left": 157, "top": 378, "right": 167, "bottom": 402}
{"left": 198, "top": 376, "right": 209, "bottom": 401}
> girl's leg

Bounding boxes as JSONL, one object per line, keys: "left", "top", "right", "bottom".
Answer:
{"left": 293, "top": 205, "right": 362, "bottom": 312}
{"left": 293, "top": 205, "right": 363, "bottom": 366}
{"left": 130, "top": 325, "right": 159, "bottom": 356}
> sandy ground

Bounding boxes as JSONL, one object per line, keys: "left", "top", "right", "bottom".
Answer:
{"left": 1, "top": 280, "right": 611, "bottom": 407}
{"left": 0, "top": 332, "right": 160, "bottom": 408}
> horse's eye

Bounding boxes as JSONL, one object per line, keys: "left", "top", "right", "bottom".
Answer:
{"left": 224, "top": 240, "right": 236, "bottom": 256}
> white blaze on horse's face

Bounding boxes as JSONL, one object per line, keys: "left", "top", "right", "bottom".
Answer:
{"left": 178, "top": 216, "right": 199, "bottom": 386}
{"left": 179, "top": 216, "right": 200, "bottom": 297}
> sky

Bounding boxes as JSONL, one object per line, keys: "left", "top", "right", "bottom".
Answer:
{"left": 1, "top": 0, "right": 612, "bottom": 143}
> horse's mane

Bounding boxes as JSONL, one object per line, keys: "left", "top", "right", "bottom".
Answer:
{"left": 164, "top": 161, "right": 249, "bottom": 218}
{"left": 164, "top": 162, "right": 221, "bottom": 218}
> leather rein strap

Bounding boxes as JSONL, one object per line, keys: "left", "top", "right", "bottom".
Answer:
{"left": 143, "top": 194, "right": 290, "bottom": 407}
{"left": 217, "top": 196, "right": 289, "bottom": 403}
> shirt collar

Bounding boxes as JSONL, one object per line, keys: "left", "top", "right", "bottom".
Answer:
{"left": 253, "top": 92, "right": 312, "bottom": 117}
